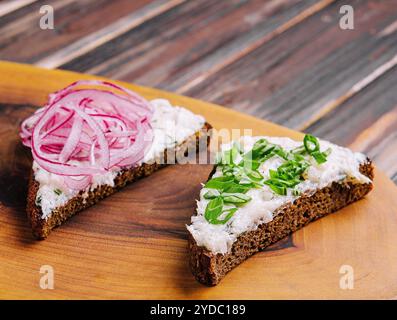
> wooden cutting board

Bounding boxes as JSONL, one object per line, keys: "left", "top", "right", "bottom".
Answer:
{"left": 0, "top": 61, "right": 396, "bottom": 299}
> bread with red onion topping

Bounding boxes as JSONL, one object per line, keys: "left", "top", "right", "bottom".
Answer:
{"left": 21, "top": 81, "right": 211, "bottom": 239}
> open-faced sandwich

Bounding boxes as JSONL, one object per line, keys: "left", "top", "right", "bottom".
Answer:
{"left": 21, "top": 80, "right": 210, "bottom": 239}
{"left": 187, "top": 135, "right": 374, "bottom": 285}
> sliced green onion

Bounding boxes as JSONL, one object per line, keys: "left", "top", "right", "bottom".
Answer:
{"left": 214, "top": 208, "right": 238, "bottom": 224}
{"left": 204, "top": 197, "right": 224, "bottom": 224}
{"left": 311, "top": 150, "right": 327, "bottom": 164}
{"left": 203, "top": 189, "right": 220, "bottom": 199}
{"left": 304, "top": 134, "right": 320, "bottom": 153}
{"left": 204, "top": 134, "right": 330, "bottom": 224}
{"left": 222, "top": 193, "right": 252, "bottom": 204}
{"left": 266, "top": 183, "right": 287, "bottom": 196}
{"left": 205, "top": 175, "right": 234, "bottom": 190}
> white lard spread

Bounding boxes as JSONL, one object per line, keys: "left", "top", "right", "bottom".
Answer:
{"left": 34, "top": 99, "right": 205, "bottom": 219}
{"left": 187, "top": 136, "right": 371, "bottom": 254}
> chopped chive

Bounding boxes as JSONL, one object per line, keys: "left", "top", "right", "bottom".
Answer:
{"left": 204, "top": 134, "right": 330, "bottom": 224}
{"left": 203, "top": 190, "right": 220, "bottom": 199}
{"left": 222, "top": 193, "right": 251, "bottom": 204}
{"left": 311, "top": 151, "right": 327, "bottom": 164}
{"left": 204, "top": 197, "right": 224, "bottom": 224}
{"left": 267, "top": 183, "right": 287, "bottom": 196}
{"left": 304, "top": 134, "right": 320, "bottom": 153}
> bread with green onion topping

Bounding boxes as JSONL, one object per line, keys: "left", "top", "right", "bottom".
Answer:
{"left": 187, "top": 135, "right": 374, "bottom": 286}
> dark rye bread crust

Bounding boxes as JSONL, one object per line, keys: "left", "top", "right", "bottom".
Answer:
{"left": 27, "top": 122, "right": 212, "bottom": 239}
{"left": 188, "top": 160, "right": 374, "bottom": 286}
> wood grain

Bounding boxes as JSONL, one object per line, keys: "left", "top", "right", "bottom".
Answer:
{"left": 0, "top": 61, "right": 397, "bottom": 299}
{"left": 185, "top": 0, "right": 397, "bottom": 128}
{"left": 0, "top": 0, "right": 42, "bottom": 27}
{"left": 306, "top": 66, "right": 397, "bottom": 183}
{"left": 60, "top": 0, "right": 323, "bottom": 89}
{"left": 34, "top": 0, "right": 185, "bottom": 68}
{"left": 0, "top": 0, "right": 37, "bottom": 18}
{"left": 1, "top": 0, "right": 395, "bottom": 184}
{"left": 0, "top": 0, "right": 158, "bottom": 63}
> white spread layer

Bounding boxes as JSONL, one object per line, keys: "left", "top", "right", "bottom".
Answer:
{"left": 33, "top": 99, "right": 205, "bottom": 219}
{"left": 187, "top": 136, "right": 372, "bottom": 255}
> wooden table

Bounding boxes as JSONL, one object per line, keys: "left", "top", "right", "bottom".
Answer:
{"left": 0, "top": 0, "right": 396, "bottom": 183}
{"left": 1, "top": 1, "right": 397, "bottom": 299}
{"left": 1, "top": 62, "right": 397, "bottom": 299}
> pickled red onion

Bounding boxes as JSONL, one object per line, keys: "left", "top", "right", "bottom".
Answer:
{"left": 20, "top": 80, "right": 153, "bottom": 190}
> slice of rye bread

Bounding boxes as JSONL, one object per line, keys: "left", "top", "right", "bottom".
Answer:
{"left": 188, "top": 160, "right": 374, "bottom": 286}
{"left": 27, "top": 122, "right": 212, "bottom": 239}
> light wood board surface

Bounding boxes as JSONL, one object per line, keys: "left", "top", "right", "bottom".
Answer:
{"left": 0, "top": 61, "right": 396, "bottom": 299}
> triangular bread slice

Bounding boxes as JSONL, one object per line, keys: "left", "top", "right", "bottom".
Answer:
{"left": 26, "top": 99, "right": 211, "bottom": 239}
{"left": 187, "top": 135, "right": 374, "bottom": 286}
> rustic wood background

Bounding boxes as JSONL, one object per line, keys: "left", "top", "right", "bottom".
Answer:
{"left": 0, "top": 0, "right": 396, "bottom": 183}
{"left": 1, "top": 64, "right": 397, "bottom": 299}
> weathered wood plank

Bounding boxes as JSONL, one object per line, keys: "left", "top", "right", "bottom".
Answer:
{"left": 0, "top": 0, "right": 37, "bottom": 18}
{"left": 183, "top": 0, "right": 397, "bottom": 129}
{"left": 299, "top": 53, "right": 397, "bottom": 130}
{"left": 0, "top": 0, "right": 43, "bottom": 27}
{"left": 1, "top": 0, "right": 395, "bottom": 183}
{"left": 34, "top": 0, "right": 185, "bottom": 68}
{"left": 60, "top": 0, "right": 326, "bottom": 89}
{"left": 0, "top": 0, "right": 157, "bottom": 63}
{"left": 306, "top": 66, "right": 397, "bottom": 181}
